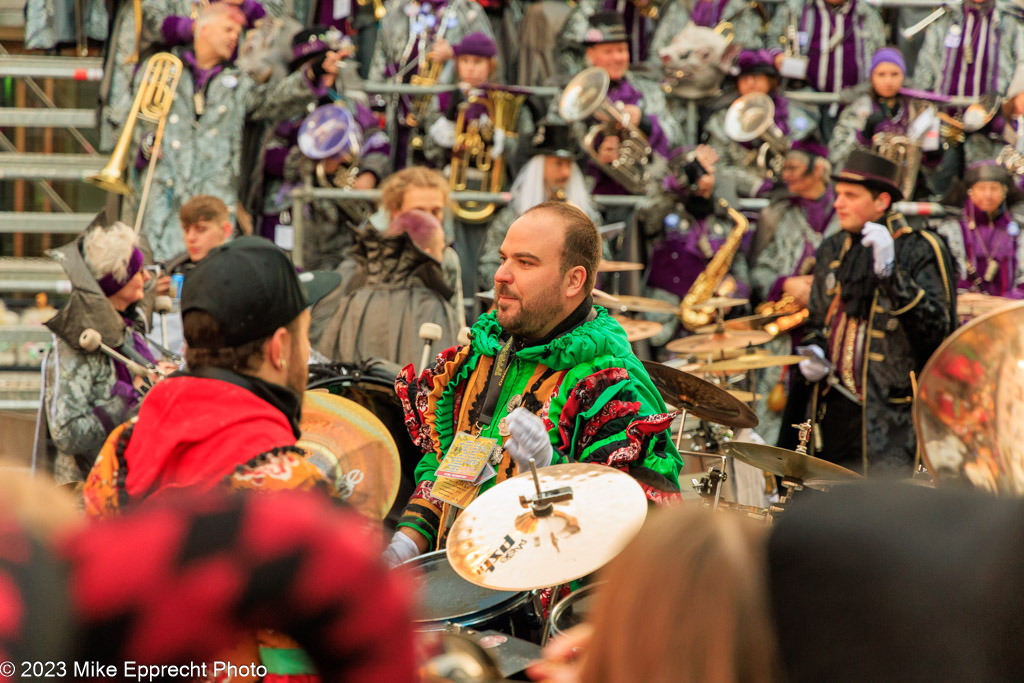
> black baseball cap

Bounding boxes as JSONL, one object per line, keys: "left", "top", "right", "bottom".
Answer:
{"left": 181, "top": 236, "right": 341, "bottom": 347}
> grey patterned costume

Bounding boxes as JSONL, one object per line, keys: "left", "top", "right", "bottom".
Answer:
{"left": 24, "top": 0, "right": 106, "bottom": 48}
{"left": 127, "top": 47, "right": 320, "bottom": 261}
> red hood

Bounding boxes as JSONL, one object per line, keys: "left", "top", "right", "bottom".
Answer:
{"left": 125, "top": 376, "right": 297, "bottom": 499}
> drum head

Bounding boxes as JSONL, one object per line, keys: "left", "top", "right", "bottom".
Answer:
{"left": 402, "top": 551, "right": 525, "bottom": 627}
{"left": 549, "top": 583, "right": 602, "bottom": 638}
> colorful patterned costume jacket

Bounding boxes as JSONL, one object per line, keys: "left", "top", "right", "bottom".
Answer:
{"left": 395, "top": 304, "right": 683, "bottom": 547}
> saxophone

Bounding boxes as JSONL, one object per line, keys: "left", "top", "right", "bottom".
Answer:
{"left": 679, "top": 199, "right": 749, "bottom": 331}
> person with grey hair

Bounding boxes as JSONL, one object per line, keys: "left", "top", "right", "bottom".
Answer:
{"left": 43, "top": 222, "right": 173, "bottom": 485}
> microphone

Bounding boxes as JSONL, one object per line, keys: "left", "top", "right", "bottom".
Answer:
{"left": 79, "top": 328, "right": 150, "bottom": 378}
{"left": 154, "top": 294, "right": 173, "bottom": 350}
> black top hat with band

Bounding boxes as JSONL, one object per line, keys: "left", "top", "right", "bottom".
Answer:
{"left": 582, "top": 11, "right": 628, "bottom": 45}
{"left": 533, "top": 122, "right": 576, "bottom": 158}
{"left": 182, "top": 237, "right": 341, "bottom": 348}
{"left": 831, "top": 149, "right": 904, "bottom": 202}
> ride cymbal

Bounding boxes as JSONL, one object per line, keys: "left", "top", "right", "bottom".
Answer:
{"left": 446, "top": 463, "right": 647, "bottom": 591}
{"left": 725, "top": 442, "right": 863, "bottom": 489}
{"left": 641, "top": 359, "right": 759, "bottom": 428}
{"left": 613, "top": 316, "right": 662, "bottom": 342}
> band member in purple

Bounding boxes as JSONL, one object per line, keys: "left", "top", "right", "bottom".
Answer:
{"left": 913, "top": 0, "right": 1024, "bottom": 99}
{"left": 557, "top": 0, "right": 656, "bottom": 73}
{"left": 368, "top": 0, "right": 494, "bottom": 168}
{"left": 937, "top": 162, "right": 1024, "bottom": 299}
{"left": 769, "top": 0, "right": 885, "bottom": 97}
{"left": 704, "top": 49, "right": 819, "bottom": 198}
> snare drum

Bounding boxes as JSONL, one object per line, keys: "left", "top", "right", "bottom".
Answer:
{"left": 547, "top": 583, "right": 603, "bottom": 640}
{"left": 402, "top": 551, "right": 541, "bottom": 641}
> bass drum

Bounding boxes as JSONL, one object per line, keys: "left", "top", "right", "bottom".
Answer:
{"left": 307, "top": 362, "right": 419, "bottom": 527}
{"left": 401, "top": 550, "right": 541, "bottom": 641}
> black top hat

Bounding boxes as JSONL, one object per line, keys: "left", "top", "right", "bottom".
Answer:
{"left": 533, "top": 122, "right": 576, "bottom": 158}
{"left": 831, "top": 148, "right": 904, "bottom": 201}
{"left": 582, "top": 11, "right": 628, "bottom": 45}
{"left": 289, "top": 26, "right": 346, "bottom": 71}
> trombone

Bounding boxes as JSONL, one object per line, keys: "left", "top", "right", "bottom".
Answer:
{"left": 87, "top": 53, "right": 183, "bottom": 234}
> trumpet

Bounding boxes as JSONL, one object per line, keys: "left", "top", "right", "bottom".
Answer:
{"left": 680, "top": 199, "right": 749, "bottom": 331}
{"left": 450, "top": 85, "right": 525, "bottom": 222}
{"left": 723, "top": 92, "right": 789, "bottom": 179}
{"left": 559, "top": 67, "right": 653, "bottom": 194}
{"left": 756, "top": 294, "right": 809, "bottom": 335}
{"left": 88, "top": 53, "right": 182, "bottom": 218}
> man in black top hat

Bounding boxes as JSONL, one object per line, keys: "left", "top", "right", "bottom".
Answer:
{"left": 476, "top": 121, "right": 602, "bottom": 292}
{"left": 786, "top": 149, "right": 957, "bottom": 474}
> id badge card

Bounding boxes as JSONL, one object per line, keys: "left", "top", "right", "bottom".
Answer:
{"left": 432, "top": 432, "right": 500, "bottom": 507}
{"left": 780, "top": 55, "right": 809, "bottom": 80}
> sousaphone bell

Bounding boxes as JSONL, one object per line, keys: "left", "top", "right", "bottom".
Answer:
{"left": 723, "top": 92, "right": 790, "bottom": 178}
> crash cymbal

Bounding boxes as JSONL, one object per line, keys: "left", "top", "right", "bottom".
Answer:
{"left": 725, "top": 442, "right": 864, "bottom": 489}
{"left": 598, "top": 259, "right": 645, "bottom": 273}
{"left": 695, "top": 296, "right": 749, "bottom": 309}
{"left": 298, "top": 391, "right": 402, "bottom": 520}
{"left": 956, "top": 291, "right": 1017, "bottom": 319}
{"left": 641, "top": 360, "right": 759, "bottom": 428}
{"left": 613, "top": 316, "right": 663, "bottom": 342}
{"left": 700, "top": 352, "right": 806, "bottom": 373}
{"left": 595, "top": 293, "right": 678, "bottom": 315}
{"left": 665, "top": 329, "right": 774, "bottom": 355}
{"left": 446, "top": 463, "right": 647, "bottom": 591}
{"left": 726, "top": 389, "right": 762, "bottom": 402}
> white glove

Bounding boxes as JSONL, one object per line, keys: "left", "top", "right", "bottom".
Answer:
{"left": 861, "top": 222, "right": 895, "bottom": 278}
{"left": 504, "top": 406, "right": 554, "bottom": 471}
{"left": 383, "top": 531, "right": 419, "bottom": 568}
{"left": 428, "top": 116, "right": 456, "bottom": 149}
{"left": 489, "top": 128, "right": 506, "bottom": 159}
{"left": 796, "top": 344, "right": 829, "bottom": 382}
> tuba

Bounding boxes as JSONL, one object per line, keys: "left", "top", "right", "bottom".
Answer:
{"left": 680, "top": 199, "right": 749, "bottom": 331}
{"left": 298, "top": 104, "right": 377, "bottom": 223}
{"left": 449, "top": 85, "right": 526, "bottom": 222}
{"left": 873, "top": 132, "right": 923, "bottom": 201}
{"left": 559, "top": 67, "right": 653, "bottom": 194}
{"left": 724, "top": 92, "right": 789, "bottom": 179}
{"left": 88, "top": 52, "right": 182, "bottom": 231}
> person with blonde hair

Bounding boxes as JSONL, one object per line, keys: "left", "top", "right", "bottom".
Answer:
{"left": 529, "top": 506, "right": 779, "bottom": 683}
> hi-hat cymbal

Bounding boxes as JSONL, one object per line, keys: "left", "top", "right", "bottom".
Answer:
{"left": 665, "top": 329, "right": 774, "bottom": 355}
{"left": 613, "top": 316, "right": 662, "bottom": 342}
{"left": 695, "top": 296, "right": 749, "bottom": 309}
{"left": 598, "top": 259, "right": 645, "bottom": 273}
{"left": 298, "top": 392, "right": 401, "bottom": 519}
{"left": 700, "top": 352, "right": 806, "bottom": 372}
{"left": 595, "top": 293, "right": 678, "bottom": 315}
{"left": 725, "top": 442, "right": 864, "bottom": 489}
{"left": 641, "top": 360, "right": 759, "bottom": 428}
{"left": 446, "top": 463, "right": 648, "bottom": 591}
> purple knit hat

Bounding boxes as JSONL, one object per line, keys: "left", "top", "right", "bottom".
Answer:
{"left": 791, "top": 138, "right": 829, "bottom": 159}
{"left": 736, "top": 49, "right": 780, "bottom": 79}
{"left": 98, "top": 247, "right": 145, "bottom": 297}
{"left": 870, "top": 47, "right": 906, "bottom": 75}
{"left": 453, "top": 32, "right": 497, "bottom": 58}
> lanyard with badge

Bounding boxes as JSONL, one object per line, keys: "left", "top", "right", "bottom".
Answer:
{"left": 431, "top": 337, "right": 522, "bottom": 548}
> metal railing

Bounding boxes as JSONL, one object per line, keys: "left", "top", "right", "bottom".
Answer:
{"left": 0, "top": 54, "right": 104, "bottom": 81}
{"left": 0, "top": 108, "right": 98, "bottom": 128}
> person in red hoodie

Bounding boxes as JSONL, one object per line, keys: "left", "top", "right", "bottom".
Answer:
{"left": 84, "top": 236, "right": 341, "bottom": 512}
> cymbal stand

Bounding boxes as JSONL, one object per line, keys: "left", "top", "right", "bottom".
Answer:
{"left": 767, "top": 476, "right": 803, "bottom": 522}
{"left": 691, "top": 455, "right": 728, "bottom": 511}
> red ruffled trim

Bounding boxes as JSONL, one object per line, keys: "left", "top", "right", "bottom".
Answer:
{"left": 394, "top": 345, "right": 463, "bottom": 453}
{"left": 557, "top": 367, "right": 631, "bottom": 451}
{"left": 603, "top": 412, "right": 677, "bottom": 468}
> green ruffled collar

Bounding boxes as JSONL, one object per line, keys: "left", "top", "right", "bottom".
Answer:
{"left": 469, "top": 306, "right": 629, "bottom": 371}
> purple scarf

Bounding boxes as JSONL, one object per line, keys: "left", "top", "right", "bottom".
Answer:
{"left": 939, "top": 2, "right": 1000, "bottom": 97}
{"left": 111, "top": 312, "right": 159, "bottom": 409}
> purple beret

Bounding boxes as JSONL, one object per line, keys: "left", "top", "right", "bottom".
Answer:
{"left": 454, "top": 31, "right": 497, "bottom": 58}
{"left": 791, "top": 138, "right": 829, "bottom": 159}
{"left": 870, "top": 47, "right": 906, "bottom": 75}
{"left": 736, "top": 49, "right": 779, "bottom": 79}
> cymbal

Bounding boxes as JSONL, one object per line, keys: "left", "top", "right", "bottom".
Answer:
{"left": 700, "top": 352, "right": 806, "bottom": 373}
{"left": 726, "top": 389, "right": 762, "bottom": 402}
{"left": 446, "top": 463, "right": 647, "bottom": 591}
{"left": 665, "top": 329, "right": 774, "bottom": 355}
{"left": 298, "top": 391, "right": 402, "bottom": 520}
{"left": 695, "top": 296, "right": 749, "bottom": 309}
{"left": 725, "top": 442, "right": 864, "bottom": 489}
{"left": 613, "top": 316, "right": 662, "bottom": 342}
{"left": 641, "top": 359, "right": 759, "bottom": 428}
{"left": 595, "top": 293, "right": 678, "bottom": 315}
{"left": 956, "top": 291, "right": 1017, "bottom": 319}
{"left": 598, "top": 259, "right": 644, "bottom": 273}
{"left": 695, "top": 312, "right": 785, "bottom": 333}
